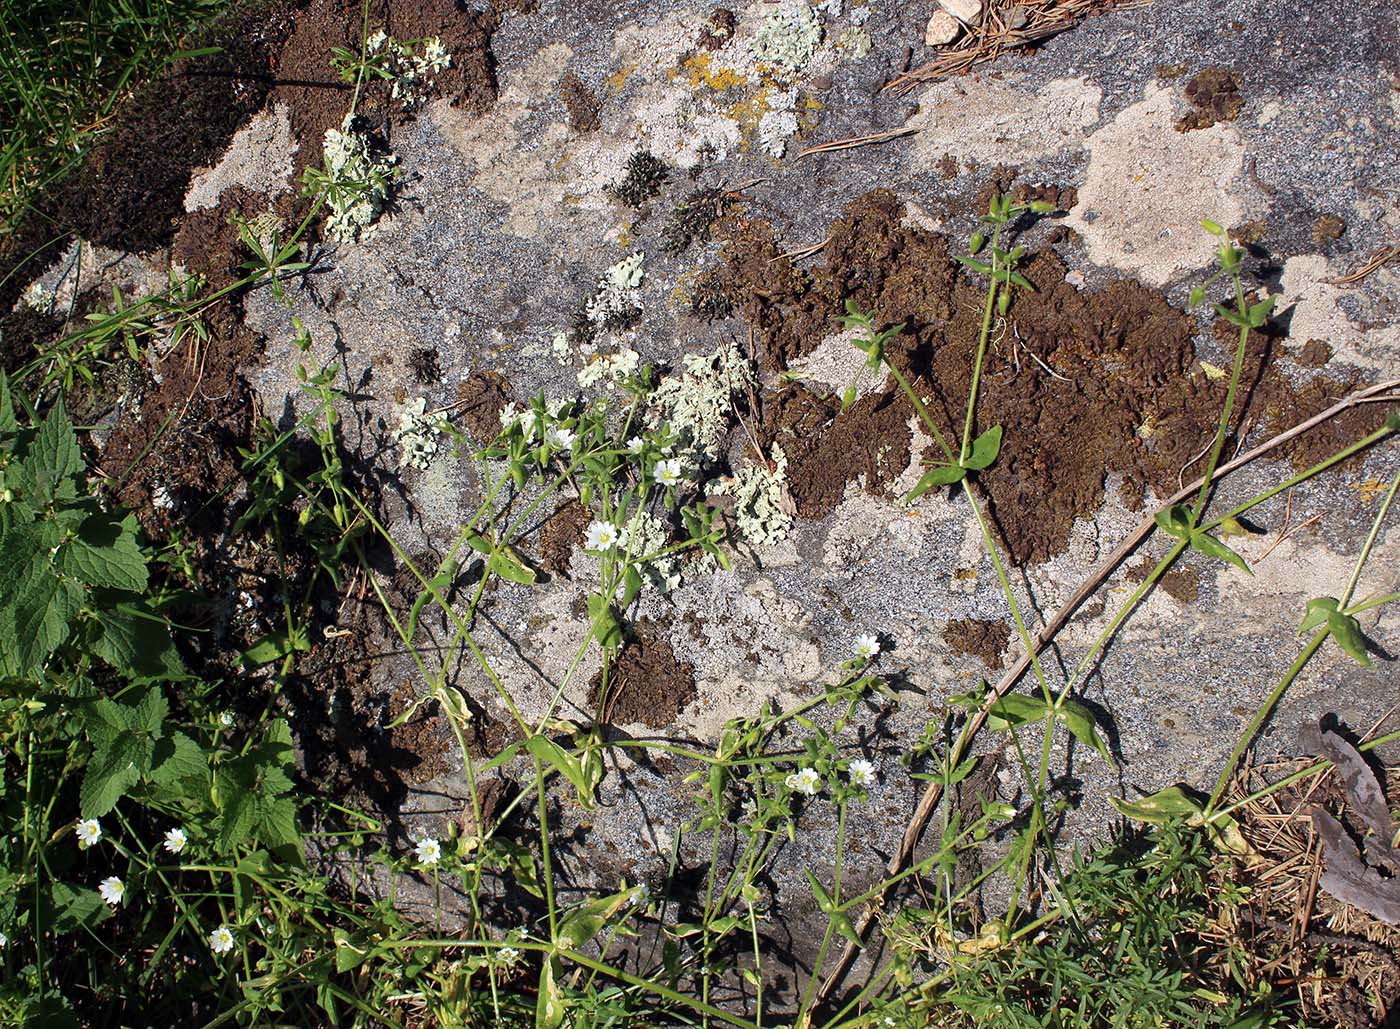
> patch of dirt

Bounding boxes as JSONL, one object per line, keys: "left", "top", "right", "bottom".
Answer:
{"left": 0, "top": 304, "right": 61, "bottom": 374}
{"left": 588, "top": 619, "right": 696, "bottom": 728}
{"left": 455, "top": 369, "right": 513, "bottom": 440}
{"left": 944, "top": 617, "right": 1011, "bottom": 669}
{"left": 1127, "top": 558, "right": 1200, "bottom": 604}
{"left": 722, "top": 188, "right": 1386, "bottom": 562}
{"left": 1175, "top": 68, "right": 1244, "bottom": 131}
{"left": 559, "top": 72, "right": 601, "bottom": 131}
{"left": 1294, "top": 339, "right": 1333, "bottom": 368}
{"left": 1312, "top": 214, "right": 1346, "bottom": 245}
{"left": 536, "top": 498, "right": 591, "bottom": 575}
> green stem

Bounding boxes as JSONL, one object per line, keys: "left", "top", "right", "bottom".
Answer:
{"left": 961, "top": 224, "right": 1003, "bottom": 463}
{"left": 1189, "top": 269, "right": 1250, "bottom": 527}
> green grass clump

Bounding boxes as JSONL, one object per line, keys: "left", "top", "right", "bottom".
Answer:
{"left": 0, "top": 0, "right": 228, "bottom": 239}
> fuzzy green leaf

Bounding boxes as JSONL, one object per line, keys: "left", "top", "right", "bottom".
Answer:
{"left": 806, "top": 870, "right": 834, "bottom": 913}
{"left": 239, "top": 627, "right": 309, "bottom": 669}
{"left": 79, "top": 736, "right": 146, "bottom": 818}
{"left": 525, "top": 735, "right": 596, "bottom": 810}
{"left": 986, "top": 693, "right": 1050, "bottom": 732}
{"left": 963, "top": 425, "right": 1003, "bottom": 471}
{"left": 30, "top": 400, "right": 84, "bottom": 500}
{"left": 1188, "top": 286, "right": 1205, "bottom": 307}
{"left": 954, "top": 255, "right": 992, "bottom": 275}
{"left": 150, "top": 732, "right": 208, "bottom": 790}
{"left": 1212, "top": 302, "right": 1249, "bottom": 329}
{"left": 1298, "top": 596, "right": 1339, "bottom": 636}
{"left": 1326, "top": 609, "right": 1372, "bottom": 668}
{"left": 62, "top": 514, "right": 147, "bottom": 591}
{"left": 1109, "top": 784, "right": 1204, "bottom": 824}
{"left": 5, "top": 546, "right": 84, "bottom": 676}
{"left": 1189, "top": 530, "right": 1251, "bottom": 575}
{"left": 1055, "top": 699, "right": 1113, "bottom": 765}
{"left": 0, "top": 372, "right": 15, "bottom": 433}
{"left": 905, "top": 464, "right": 966, "bottom": 502}
{"left": 1153, "top": 505, "right": 1193, "bottom": 540}
{"left": 92, "top": 603, "right": 182, "bottom": 679}
{"left": 536, "top": 956, "right": 566, "bottom": 1029}
{"left": 41, "top": 882, "right": 108, "bottom": 934}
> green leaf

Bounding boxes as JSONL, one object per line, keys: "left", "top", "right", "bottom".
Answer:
{"left": 489, "top": 547, "right": 537, "bottom": 585}
{"left": 257, "top": 796, "right": 302, "bottom": 852}
{"left": 525, "top": 735, "right": 597, "bottom": 810}
{"left": 1188, "top": 286, "right": 1205, "bottom": 307}
{"left": 0, "top": 371, "right": 15, "bottom": 433}
{"left": 30, "top": 399, "right": 84, "bottom": 499}
{"left": 1326, "top": 609, "right": 1371, "bottom": 668}
{"left": 1298, "top": 596, "right": 1339, "bottom": 636}
{"left": 536, "top": 956, "right": 566, "bottom": 1029}
{"left": 962, "top": 425, "right": 1003, "bottom": 471}
{"left": 216, "top": 777, "right": 259, "bottom": 854}
{"left": 240, "top": 627, "right": 310, "bottom": 669}
{"left": 1246, "top": 295, "right": 1276, "bottom": 328}
{"left": 557, "top": 888, "right": 631, "bottom": 950}
{"left": 79, "top": 736, "right": 145, "bottom": 818}
{"left": 150, "top": 732, "right": 208, "bottom": 790}
{"left": 92, "top": 603, "right": 182, "bottom": 679}
{"left": 1055, "top": 699, "right": 1113, "bottom": 765}
{"left": 1189, "top": 530, "right": 1251, "bottom": 574}
{"left": 41, "top": 882, "right": 107, "bottom": 934}
{"left": 905, "top": 463, "right": 965, "bottom": 502}
{"left": 1008, "top": 271, "right": 1034, "bottom": 291}
{"left": 1109, "top": 784, "right": 1204, "bottom": 824}
{"left": 586, "top": 592, "right": 623, "bottom": 652}
{"left": 954, "top": 255, "right": 992, "bottom": 275}
{"left": 5, "top": 547, "right": 84, "bottom": 676}
{"left": 1153, "top": 505, "right": 1193, "bottom": 540}
{"left": 620, "top": 564, "right": 643, "bottom": 610}
{"left": 1200, "top": 218, "right": 1224, "bottom": 236}
{"left": 1212, "top": 302, "right": 1250, "bottom": 329}
{"left": 986, "top": 693, "right": 1050, "bottom": 731}
{"left": 806, "top": 870, "right": 834, "bottom": 913}
{"left": 62, "top": 514, "right": 147, "bottom": 591}
{"left": 132, "top": 687, "right": 167, "bottom": 735}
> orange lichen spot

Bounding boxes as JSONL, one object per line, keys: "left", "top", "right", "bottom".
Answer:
{"left": 676, "top": 52, "right": 746, "bottom": 92}
{"left": 605, "top": 63, "right": 636, "bottom": 96}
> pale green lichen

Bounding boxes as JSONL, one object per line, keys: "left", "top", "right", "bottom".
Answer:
{"left": 649, "top": 343, "right": 755, "bottom": 467}
{"left": 584, "top": 253, "right": 645, "bottom": 329}
{"left": 723, "top": 444, "right": 792, "bottom": 546}
{"left": 321, "top": 114, "right": 397, "bottom": 243}
{"left": 366, "top": 31, "right": 452, "bottom": 107}
{"left": 577, "top": 346, "right": 640, "bottom": 388}
{"left": 396, "top": 397, "right": 448, "bottom": 471}
{"left": 626, "top": 510, "right": 683, "bottom": 592}
{"left": 749, "top": 1, "right": 823, "bottom": 75}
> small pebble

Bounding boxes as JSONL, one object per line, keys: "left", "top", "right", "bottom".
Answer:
{"left": 924, "top": 10, "right": 961, "bottom": 45}
{"left": 938, "top": 0, "right": 982, "bottom": 24}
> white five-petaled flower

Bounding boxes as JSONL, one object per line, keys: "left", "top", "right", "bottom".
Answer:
{"left": 585, "top": 521, "right": 621, "bottom": 552}
{"left": 785, "top": 767, "right": 822, "bottom": 797}
{"left": 497, "top": 945, "right": 520, "bottom": 966}
{"left": 76, "top": 818, "right": 102, "bottom": 850}
{"left": 848, "top": 759, "right": 877, "bottom": 788}
{"left": 546, "top": 425, "right": 577, "bottom": 450}
{"left": 209, "top": 925, "right": 235, "bottom": 955}
{"left": 414, "top": 837, "right": 442, "bottom": 866}
{"left": 626, "top": 436, "right": 645, "bottom": 455}
{"left": 98, "top": 876, "right": 125, "bottom": 906}
{"left": 163, "top": 828, "right": 188, "bottom": 854}
{"left": 853, "top": 634, "right": 880, "bottom": 660}
{"left": 654, "top": 458, "right": 683, "bottom": 488}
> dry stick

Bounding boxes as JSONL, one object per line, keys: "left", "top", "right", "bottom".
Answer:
{"left": 1324, "top": 241, "right": 1400, "bottom": 285}
{"left": 795, "top": 127, "right": 917, "bottom": 160}
{"left": 813, "top": 377, "right": 1400, "bottom": 1006}
{"left": 773, "top": 236, "right": 829, "bottom": 263}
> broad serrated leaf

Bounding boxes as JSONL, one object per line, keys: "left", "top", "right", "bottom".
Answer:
{"left": 1326, "top": 609, "right": 1372, "bottom": 667}
{"left": 132, "top": 687, "right": 167, "bottom": 735}
{"left": 6, "top": 549, "right": 83, "bottom": 676}
{"left": 256, "top": 795, "right": 302, "bottom": 853}
{"left": 963, "top": 425, "right": 1003, "bottom": 471}
{"left": 29, "top": 400, "right": 84, "bottom": 496}
{"left": 1054, "top": 699, "right": 1113, "bottom": 764}
{"left": 150, "top": 732, "right": 208, "bottom": 790}
{"left": 79, "top": 736, "right": 145, "bottom": 818}
{"left": 216, "top": 777, "right": 259, "bottom": 854}
{"left": 0, "top": 372, "right": 15, "bottom": 433}
{"left": 92, "top": 603, "right": 182, "bottom": 679}
{"left": 61, "top": 515, "right": 147, "bottom": 591}
{"left": 905, "top": 464, "right": 966, "bottom": 502}
{"left": 1189, "top": 530, "right": 1251, "bottom": 574}
{"left": 41, "top": 881, "right": 108, "bottom": 934}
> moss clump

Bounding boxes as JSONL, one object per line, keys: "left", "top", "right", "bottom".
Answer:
{"left": 408, "top": 348, "right": 441, "bottom": 385}
{"left": 662, "top": 188, "right": 723, "bottom": 254}
{"left": 610, "top": 150, "right": 669, "bottom": 208}
{"left": 689, "top": 271, "right": 734, "bottom": 321}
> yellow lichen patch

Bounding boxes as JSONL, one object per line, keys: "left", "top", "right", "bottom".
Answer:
{"left": 1350, "top": 477, "right": 1393, "bottom": 504}
{"left": 605, "top": 63, "right": 636, "bottom": 96}
{"left": 674, "top": 52, "right": 747, "bottom": 92}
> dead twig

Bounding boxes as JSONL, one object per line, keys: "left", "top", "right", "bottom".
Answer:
{"left": 795, "top": 127, "right": 917, "bottom": 159}
{"left": 1325, "top": 242, "right": 1400, "bottom": 286}
{"left": 772, "top": 236, "right": 829, "bottom": 263}
{"left": 813, "top": 376, "right": 1400, "bottom": 1005}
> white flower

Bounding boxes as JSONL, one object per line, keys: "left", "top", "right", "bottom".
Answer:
{"left": 654, "top": 458, "right": 683, "bottom": 488}
{"left": 76, "top": 818, "right": 102, "bottom": 850}
{"left": 546, "top": 425, "right": 577, "bottom": 451}
{"left": 629, "top": 883, "right": 650, "bottom": 905}
{"left": 0, "top": 931, "right": 8, "bottom": 948}
{"left": 585, "top": 521, "right": 621, "bottom": 551}
{"left": 785, "top": 767, "right": 822, "bottom": 797}
{"left": 163, "top": 828, "right": 188, "bottom": 854}
{"left": 98, "top": 876, "right": 125, "bottom": 906}
{"left": 853, "top": 634, "right": 880, "bottom": 660}
{"left": 414, "top": 837, "right": 442, "bottom": 866}
{"left": 848, "top": 759, "right": 877, "bottom": 788}
{"left": 209, "top": 925, "right": 235, "bottom": 955}
{"left": 219, "top": 711, "right": 234, "bottom": 727}
{"left": 497, "top": 945, "right": 520, "bottom": 966}
{"left": 626, "top": 436, "right": 646, "bottom": 455}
